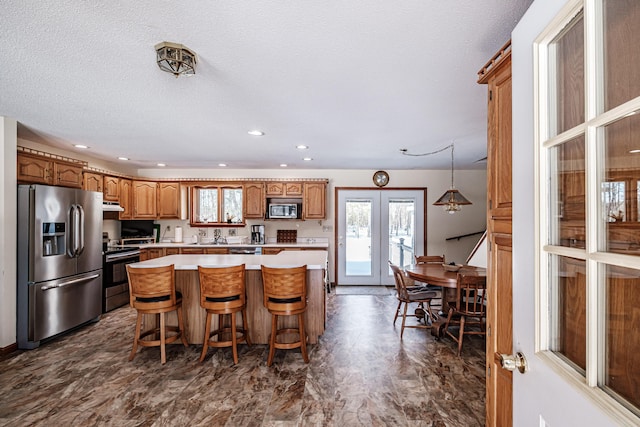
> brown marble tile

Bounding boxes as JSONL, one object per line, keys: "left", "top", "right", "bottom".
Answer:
{"left": 0, "top": 290, "right": 485, "bottom": 426}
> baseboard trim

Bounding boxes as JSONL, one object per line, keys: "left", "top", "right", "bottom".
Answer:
{"left": 1, "top": 343, "right": 18, "bottom": 355}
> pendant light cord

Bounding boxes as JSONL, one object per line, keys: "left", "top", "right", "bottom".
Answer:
{"left": 400, "top": 143, "right": 456, "bottom": 188}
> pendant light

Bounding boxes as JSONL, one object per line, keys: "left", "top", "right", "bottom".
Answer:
{"left": 433, "top": 143, "right": 472, "bottom": 214}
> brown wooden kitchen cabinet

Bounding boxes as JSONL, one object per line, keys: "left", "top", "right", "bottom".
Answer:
{"left": 265, "top": 181, "right": 303, "bottom": 197}
{"left": 165, "top": 248, "right": 180, "bottom": 255}
{"left": 103, "top": 176, "right": 119, "bottom": 202}
{"left": 303, "top": 182, "right": 326, "bottom": 219}
{"left": 83, "top": 172, "right": 103, "bottom": 193}
{"left": 244, "top": 182, "right": 265, "bottom": 219}
{"left": 157, "top": 182, "right": 181, "bottom": 219}
{"left": 132, "top": 181, "right": 157, "bottom": 219}
{"left": 17, "top": 152, "right": 83, "bottom": 188}
{"left": 119, "top": 178, "right": 133, "bottom": 219}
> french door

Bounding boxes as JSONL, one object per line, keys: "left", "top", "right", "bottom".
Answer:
{"left": 336, "top": 189, "right": 425, "bottom": 285}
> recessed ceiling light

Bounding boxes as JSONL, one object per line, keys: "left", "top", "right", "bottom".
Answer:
{"left": 280, "top": 163, "right": 288, "bottom": 167}
{"left": 248, "top": 130, "right": 264, "bottom": 136}
{"left": 218, "top": 163, "right": 227, "bottom": 167}
{"left": 296, "top": 145, "right": 308, "bottom": 150}
{"left": 630, "top": 149, "right": 640, "bottom": 154}
{"left": 118, "top": 157, "right": 129, "bottom": 161}
{"left": 303, "top": 157, "right": 313, "bottom": 161}
{"left": 74, "top": 144, "right": 88, "bottom": 149}
{"left": 157, "top": 163, "right": 166, "bottom": 167}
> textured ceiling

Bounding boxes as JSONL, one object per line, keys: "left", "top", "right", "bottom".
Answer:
{"left": 0, "top": 0, "right": 532, "bottom": 170}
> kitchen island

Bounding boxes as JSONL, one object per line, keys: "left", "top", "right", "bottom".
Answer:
{"left": 128, "top": 250, "right": 328, "bottom": 345}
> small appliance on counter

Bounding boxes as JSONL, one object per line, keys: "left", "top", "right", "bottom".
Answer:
{"left": 251, "top": 224, "right": 265, "bottom": 244}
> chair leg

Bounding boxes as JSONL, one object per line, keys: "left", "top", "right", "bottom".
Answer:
{"left": 298, "top": 313, "right": 309, "bottom": 363}
{"left": 177, "top": 306, "right": 189, "bottom": 348}
{"left": 393, "top": 300, "right": 402, "bottom": 325}
{"left": 129, "top": 311, "right": 143, "bottom": 361}
{"left": 457, "top": 315, "right": 466, "bottom": 356}
{"left": 242, "top": 308, "right": 251, "bottom": 346}
{"left": 267, "top": 313, "right": 278, "bottom": 366}
{"left": 160, "top": 312, "right": 167, "bottom": 365}
{"left": 443, "top": 306, "right": 454, "bottom": 335}
{"left": 231, "top": 313, "right": 239, "bottom": 364}
{"left": 199, "top": 311, "right": 212, "bottom": 362}
{"left": 400, "top": 302, "right": 409, "bottom": 339}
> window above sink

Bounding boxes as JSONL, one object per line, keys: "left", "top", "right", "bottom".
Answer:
{"left": 190, "top": 185, "right": 244, "bottom": 227}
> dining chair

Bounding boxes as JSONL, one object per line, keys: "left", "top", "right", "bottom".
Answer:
{"left": 409, "top": 254, "right": 446, "bottom": 315}
{"left": 389, "top": 261, "right": 439, "bottom": 339}
{"left": 443, "top": 272, "right": 487, "bottom": 355}
{"left": 261, "top": 264, "right": 309, "bottom": 366}
{"left": 126, "top": 264, "right": 189, "bottom": 364}
{"left": 197, "top": 264, "right": 251, "bottom": 364}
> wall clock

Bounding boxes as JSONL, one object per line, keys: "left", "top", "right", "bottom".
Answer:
{"left": 373, "top": 170, "right": 389, "bottom": 187}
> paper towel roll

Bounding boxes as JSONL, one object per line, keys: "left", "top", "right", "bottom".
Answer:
{"left": 174, "top": 226, "right": 183, "bottom": 243}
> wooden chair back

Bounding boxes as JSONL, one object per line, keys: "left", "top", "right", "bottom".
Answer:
{"left": 126, "top": 264, "right": 178, "bottom": 310}
{"left": 261, "top": 265, "right": 307, "bottom": 313}
{"left": 414, "top": 254, "right": 445, "bottom": 265}
{"left": 198, "top": 264, "right": 246, "bottom": 311}
{"left": 389, "top": 261, "right": 410, "bottom": 300}
{"left": 454, "top": 273, "right": 487, "bottom": 317}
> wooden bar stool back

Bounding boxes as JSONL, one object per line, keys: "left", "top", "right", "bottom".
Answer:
{"left": 126, "top": 264, "right": 189, "bottom": 364}
{"left": 260, "top": 265, "right": 309, "bottom": 366}
{"left": 197, "top": 264, "right": 251, "bottom": 364}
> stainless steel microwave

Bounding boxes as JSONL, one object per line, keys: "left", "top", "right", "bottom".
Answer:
{"left": 269, "top": 203, "right": 298, "bottom": 219}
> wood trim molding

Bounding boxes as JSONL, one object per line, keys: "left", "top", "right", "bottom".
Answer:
{"left": 1, "top": 343, "right": 18, "bottom": 356}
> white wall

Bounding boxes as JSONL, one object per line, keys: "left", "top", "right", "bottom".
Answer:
{"left": 1, "top": 117, "right": 17, "bottom": 349}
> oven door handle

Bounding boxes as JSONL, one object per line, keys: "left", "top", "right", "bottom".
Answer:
{"left": 105, "top": 251, "right": 141, "bottom": 262}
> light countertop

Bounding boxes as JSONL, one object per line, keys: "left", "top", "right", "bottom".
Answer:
{"left": 130, "top": 250, "right": 328, "bottom": 270}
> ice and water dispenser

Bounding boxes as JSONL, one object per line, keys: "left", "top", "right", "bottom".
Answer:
{"left": 42, "top": 222, "right": 65, "bottom": 256}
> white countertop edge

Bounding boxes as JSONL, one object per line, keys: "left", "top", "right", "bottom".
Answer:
{"left": 127, "top": 242, "right": 329, "bottom": 249}
{"left": 130, "top": 251, "right": 328, "bottom": 270}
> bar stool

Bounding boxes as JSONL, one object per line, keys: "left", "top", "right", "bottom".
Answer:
{"left": 260, "top": 265, "right": 309, "bottom": 367}
{"left": 197, "top": 264, "right": 251, "bottom": 364}
{"left": 126, "top": 264, "right": 189, "bottom": 365}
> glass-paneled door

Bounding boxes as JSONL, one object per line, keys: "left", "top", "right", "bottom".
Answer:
{"left": 337, "top": 189, "right": 425, "bottom": 285}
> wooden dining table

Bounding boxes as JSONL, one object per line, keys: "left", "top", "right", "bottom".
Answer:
{"left": 404, "top": 263, "right": 486, "bottom": 337}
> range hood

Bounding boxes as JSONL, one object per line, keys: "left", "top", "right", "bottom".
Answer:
{"left": 102, "top": 202, "right": 124, "bottom": 212}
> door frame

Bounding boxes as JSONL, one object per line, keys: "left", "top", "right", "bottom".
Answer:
{"left": 334, "top": 187, "right": 427, "bottom": 286}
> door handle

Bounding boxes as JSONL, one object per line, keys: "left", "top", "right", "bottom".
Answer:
{"left": 41, "top": 273, "right": 101, "bottom": 291}
{"left": 497, "top": 352, "right": 528, "bottom": 374}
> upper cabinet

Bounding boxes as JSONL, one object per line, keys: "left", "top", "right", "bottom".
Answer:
{"left": 103, "top": 176, "right": 119, "bottom": 201}
{"left": 83, "top": 172, "right": 103, "bottom": 193}
{"left": 266, "top": 181, "right": 303, "bottom": 197}
{"left": 132, "top": 181, "right": 157, "bottom": 219}
{"left": 303, "top": 182, "right": 326, "bottom": 219}
{"left": 244, "top": 182, "right": 265, "bottom": 219}
{"left": 17, "top": 152, "right": 83, "bottom": 188}
{"left": 118, "top": 178, "right": 133, "bottom": 219}
{"left": 157, "top": 182, "right": 181, "bottom": 219}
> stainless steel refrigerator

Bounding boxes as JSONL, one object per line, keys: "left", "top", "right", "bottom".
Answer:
{"left": 17, "top": 184, "right": 103, "bottom": 349}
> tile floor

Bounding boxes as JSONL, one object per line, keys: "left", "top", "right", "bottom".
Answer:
{"left": 0, "top": 289, "right": 485, "bottom": 426}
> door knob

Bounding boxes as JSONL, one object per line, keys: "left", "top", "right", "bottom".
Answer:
{"left": 498, "top": 352, "right": 528, "bottom": 374}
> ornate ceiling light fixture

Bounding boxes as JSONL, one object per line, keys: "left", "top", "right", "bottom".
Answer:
{"left": 154, "top": 42, "right": 197, "bottom": 77}
{"left": 401, "top": 143, "right": 472, "bottom": 214}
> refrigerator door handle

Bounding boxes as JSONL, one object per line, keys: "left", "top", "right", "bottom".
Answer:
{"left": 40, "top": 273, "right": 101, "bottom": 291}
{"left": 67, "top": 205, "right": 77, "bottom": 257}
{"left": 77, "top": 205, "right": 85, "bottom": 256}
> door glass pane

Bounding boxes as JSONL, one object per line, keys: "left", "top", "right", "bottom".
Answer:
{"left": 548, "top": 135, "right": 586, "bottom": 248}
{"left": 222, "top": 188, "right": 243, "bottom": 224}
{"left": 346, "top": 200, "right": 372, "bottom": 276}
{"left": 549, "top": 255, "right": 586, "bottom": 373}
{"left": 549, "top": 12, "right": 585, "bottom": 137}
{"left": 388, "top": 199, "right": 415, "bottom": 267}
{"left": 603, "top": 264, "right": 640, "bottom": 410}
{"left": 600, "top": 110, "right": 640, "bottom": 254}
{"left": 196, "top": 188, "right": 218, "bottom": 223}
{"left": 603, "top": 0, "right": 640, "bottom": 112}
